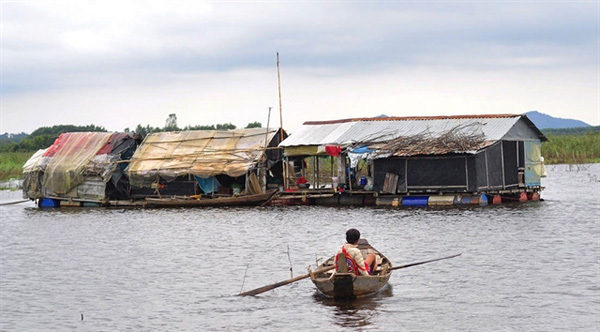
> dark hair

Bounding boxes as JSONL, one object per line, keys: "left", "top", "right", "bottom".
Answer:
{"left": 346, "top": 228, "right": 360, "bottom": 244}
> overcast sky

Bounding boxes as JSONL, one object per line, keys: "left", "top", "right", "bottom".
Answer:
{"left": 1, "top": 1, "right": 598, "bottom": 134}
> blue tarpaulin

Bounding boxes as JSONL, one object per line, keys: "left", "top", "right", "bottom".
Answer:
{"left": 195, "top": 176, "right": 221, "bottom": 194}
{"left": 350, "top": 146, "right": 374, "bottom": 154}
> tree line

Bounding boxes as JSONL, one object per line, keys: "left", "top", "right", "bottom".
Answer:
{"left": 0, "top": 114, "right": 262, "bottom": 152}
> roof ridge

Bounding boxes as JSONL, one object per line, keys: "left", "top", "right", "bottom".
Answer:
{"left": 303, "top": 114, "right": 522, "bottom": 125}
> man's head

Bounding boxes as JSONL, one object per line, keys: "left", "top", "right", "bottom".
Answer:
{"left": 346, "top": 228, "right": 360, "bottom": 244}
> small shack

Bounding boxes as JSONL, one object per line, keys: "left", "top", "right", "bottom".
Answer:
{"left": 22, "top": 132, "right": 139, "bottom": 206}
{"left": 278, "top": 114, "right": 547, "bottom": 205}
{"left": 126, "top": 128, "right": 286, "bottom": 198}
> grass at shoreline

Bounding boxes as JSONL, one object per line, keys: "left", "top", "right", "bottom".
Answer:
{"left": 542, "top": 132, "right": 600, "bottom": 164}
{"left": 0, "top": 152, "right": 33, "bottom": 181}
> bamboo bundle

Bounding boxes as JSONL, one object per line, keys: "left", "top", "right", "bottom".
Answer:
{"left": 370, "top": 123, "right": 487, "bottom": 157}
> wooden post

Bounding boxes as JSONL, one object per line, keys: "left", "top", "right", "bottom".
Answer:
{"left": 317, "top": 156, "right": 321, "bottom": 189}
{"left": 313, "top": 156, "right": 318, "bottom": 189}
{"left": 284, "top": 156, "right": 289, "bottom": 190}
{"left": 246, "top": 170, "right": 250, "bottom": 194}
{"left": 500, "top": 142, "right": 506, "bottom": 189}
{"left": 331, "top": 156, "right": 334, "bottom": 177}
{"left": 337, "top": 155, "right": 346, "bottom": 187}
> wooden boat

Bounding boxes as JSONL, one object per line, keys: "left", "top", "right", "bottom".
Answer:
{"left": 308, "top": 238, "right": 393, "bottom": 299}
{"left": 144, "top": 189, "right": 278, "bottom": 207}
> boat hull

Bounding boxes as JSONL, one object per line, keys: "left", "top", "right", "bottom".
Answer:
{"left": 309, "top": 239, "right": 392, "bottom": 299}
{"left": 312, "top": 272, "right": 391, "bottom": 299}
{"left": 144, "top": 190, "right": 277, "bottom": 207}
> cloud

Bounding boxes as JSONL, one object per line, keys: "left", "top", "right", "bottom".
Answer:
{"left": 3, "top": 64, "right": 597, "bottom": 134}
{"left": 1, "top": 1, "right": 598, "bottom": 133}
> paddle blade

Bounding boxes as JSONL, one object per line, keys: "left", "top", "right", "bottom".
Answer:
{"left": 238, "top": 273, "right": 310, "bottom": 296}
{"left": 238, "top": 265, "right": 334, "bottom": 296}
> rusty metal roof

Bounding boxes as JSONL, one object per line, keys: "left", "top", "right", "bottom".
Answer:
{"left": 280, "top": 114, "right": 546, "bottom": 149}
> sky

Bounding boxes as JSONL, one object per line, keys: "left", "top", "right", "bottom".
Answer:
{"left": 1, "top": 1, "right": 599, "bottom": 135}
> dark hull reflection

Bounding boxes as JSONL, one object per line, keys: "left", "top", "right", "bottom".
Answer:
{"left": 312, "top": 284, "right": 393, "bottom": 328}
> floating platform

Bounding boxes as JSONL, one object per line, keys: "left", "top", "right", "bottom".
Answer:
{"left": 269, "top": 188, "right": 542, "bottom": 207}
{"left": 33, "top": 187, "right": 542, "bottom": 209}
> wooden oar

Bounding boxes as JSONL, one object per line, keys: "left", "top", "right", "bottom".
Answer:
{"left": 0, "top": 199, "right": 29, "bottom": 206}
{"left": 388, "top": 253, "right": 462, "bottom": 271}
{"left": 238, "top": 253, "right": 461, "bottom": 297}
{"left": 238, "top": 265, "right": 334, "bottom": 296}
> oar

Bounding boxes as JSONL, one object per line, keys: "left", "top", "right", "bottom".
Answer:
{"left": 388, "top": 253, "right": 462, "bottom": 271}
{"left": 238, "top": 265, "right": 334, "bottom": 296}
{"left": 0, "top": 199, "right": 29, "bottom": 206}
{"left": 238, "top": 253, "right": 461, "bottom": 297}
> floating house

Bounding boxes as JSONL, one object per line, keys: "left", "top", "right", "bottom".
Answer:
{"left": 22, "top": 132, "right": 139, "bottom": 206}
{"left": 278, "top": 114, "right": 547, "bottom": 206}
{"left": 126, "top": 128, "right": 286, "bottom": 201}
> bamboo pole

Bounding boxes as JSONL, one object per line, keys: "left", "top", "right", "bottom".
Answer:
{"left": 277, "top": 52, "right": 284, "bottom": 142}
{"left": 277, "top": 52, "right": 287, "bottom": 190}
{"left": 262, "top": 107, "right": 272, "bottom": 193}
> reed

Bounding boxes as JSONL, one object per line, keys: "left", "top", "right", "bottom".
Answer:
{"left": 0, "top": 152, "right": 33, "bottom": 181}
{"left": 542, "top": 132, "right": 600, "bottom": 164}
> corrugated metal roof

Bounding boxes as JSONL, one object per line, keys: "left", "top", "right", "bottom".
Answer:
{"left": 281, "top": 115, "right": 527, "bottom": 147}
{"left": 302, "top": 113, "right": 523, "bottom": 125}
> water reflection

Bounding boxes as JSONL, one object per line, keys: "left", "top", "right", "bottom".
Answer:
{"left": 312, "top": 285, "right": 393, "bottom": 328}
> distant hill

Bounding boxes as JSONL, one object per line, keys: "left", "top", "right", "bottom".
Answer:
{"left": 525, "top": 111, "right": 590, "bottom": 129}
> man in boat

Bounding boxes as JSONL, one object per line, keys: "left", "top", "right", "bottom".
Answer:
{"left": 334, "top": 228, "right": 377, "bottom": 275}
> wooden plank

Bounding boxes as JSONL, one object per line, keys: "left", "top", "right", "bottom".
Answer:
{"left": 382, "top": 172, "right": 399, "bottom": 194}
{"left": 390, "top": 173, "right": 398, "bottom": 193}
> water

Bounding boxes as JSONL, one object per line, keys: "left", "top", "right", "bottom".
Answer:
{"left": 1, "top": 164, "right": 599, "bottom": 331}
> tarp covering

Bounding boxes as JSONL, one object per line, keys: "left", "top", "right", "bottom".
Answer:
{"left": 43, "top": 132, "right": 114, "bottom": 195}
{"left": 22, "top": 148, "right": 48, "bottom": 198}
{"left": 21, "top": 132, "right": 136, "bottom": 199}
{"left": 195, "top": 176, "right": 220, "bottom": 194}
{"left": 22, "top": 148, "right": 48, "bottom": 173}
{"left": 127, "top": 128, "right": 280, "bottom": 187}
{"left": 283, "top": 145, "right": 320, "bottom": 156}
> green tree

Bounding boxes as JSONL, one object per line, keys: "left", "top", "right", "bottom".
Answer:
{"left": 183, "top": 123, "right": 237, "bottom": 130}
{"left": 216, "top": 123, "right": 236, "bottom": 130}
{"left": 134, "top": 124, "right": 160, "bottom": 137}
{"left": 245, "top": 121, "right": 262, "bottom": 129}
{"left": 184, "top": 124, "right": 216, "bottom": 130}
{"left": 164, "top": 113, "right": 180, "bottom": 131}
{"left": 1, "top": 124, "right": 108, "bottom": 152}
{"left": 29, "top": 124, "right": 106, "bottom": 137}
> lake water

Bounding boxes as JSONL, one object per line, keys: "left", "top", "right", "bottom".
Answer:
{"left": 1, "top": 164, "right": 599, "bottom": 331}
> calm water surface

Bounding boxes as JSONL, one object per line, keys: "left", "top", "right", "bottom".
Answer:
{"left": 1, "top": 164, "right": 599, "bottom": 331}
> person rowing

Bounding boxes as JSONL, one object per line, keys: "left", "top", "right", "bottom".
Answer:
{"left": 334, "top": 228, "right": 378, "bottom": 275}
